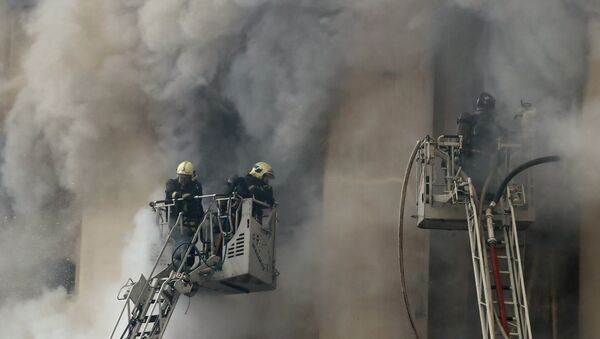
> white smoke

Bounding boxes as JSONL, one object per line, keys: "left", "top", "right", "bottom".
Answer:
{"left": 1, "top": 0, "right": 597, "bottom": 338}
{"left": 0, "top": 0, "right": 392, "bottom": 338}
{"left": 448, "top": 0, "right": 588, "bottom": 110}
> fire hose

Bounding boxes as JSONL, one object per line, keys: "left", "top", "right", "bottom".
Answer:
{"left": 484, "top": 155, "right": 561, "bottom": 333}
{"left": 397, "top": 139, "right": 426, "bottom": 339}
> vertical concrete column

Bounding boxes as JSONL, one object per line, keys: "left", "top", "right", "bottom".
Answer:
{"left": 77, "top": 141, "right": 162, "bottom": 301}
{"left": 320, "top": 17, "right": 433, "bottom": 338}
{"left": 0, "top": 3, "right": 8, "bottom": 77}
{"left": 78, "top": 197, "right": 143, "bottom": 296}
{"left": 580, "top": 19, "right": 600, "bottom": 339}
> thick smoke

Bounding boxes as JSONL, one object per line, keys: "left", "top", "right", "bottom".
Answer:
{"left": 0, "top": 0, "right": 413, "bottom": 338}
{"left": 1, "top": 0, "right": 598, "bottom": 338}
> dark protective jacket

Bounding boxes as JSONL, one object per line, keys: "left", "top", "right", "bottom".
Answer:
{"left": 165, "top": 177, "right": 205, "bottom": 225}
{"left": 457, "top": 108, "right": 505, "bottom": 188}
{"left": 457, "top": 108, "right": 499, "bottom": 153}
{"left": 226, "top": 174, "right": 275, "bottom": 207}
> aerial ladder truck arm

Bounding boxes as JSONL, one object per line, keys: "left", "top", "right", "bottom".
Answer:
{"left": 110, "top": 194, "right": 279, "bottom": 339}
{"left": 398, "top": 129, "right": 561, "bottom": 339}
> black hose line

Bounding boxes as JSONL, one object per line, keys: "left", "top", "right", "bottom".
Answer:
{"left": 492, "top": 155, "right": 562, "bottom": 204}
{"left": 398, "top": 138, "right": 426, "bottom": 339}
{"left": 171, "top": 242, "right": 201, "bottom": 273}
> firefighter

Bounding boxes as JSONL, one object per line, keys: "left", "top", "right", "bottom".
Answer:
{"left": 165, "top": 160, "right": 204, "bottom": 269}
{"left": 457, "top": 92, "right": 501, "bottom": 187}
{"left": 457, "top": 92, "right": 498, "bottom": 152}
{"left": 209, "top": 162, "right": 276, "bottom": 264}
{"left": 227, "top": 161, "right": 276, "bottom": 207}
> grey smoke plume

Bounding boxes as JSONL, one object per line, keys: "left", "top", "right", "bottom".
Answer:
{"left": 0, "top": 0, "right": 383, "bottom": 338}
{"left": 1, "top": 0, "right": 598, "bottom": 338}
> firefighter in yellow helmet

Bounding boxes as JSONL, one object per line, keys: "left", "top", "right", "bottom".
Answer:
{"left": 165, "top": 161, "right": 205, "bottom": 268}
{"left": 227, "top": 161, "right": 276, "bottom": 207}
{"left": 165, "top": 160, "right": 205, "bottom": 226}
{"left": 206, "top": 162, "right": 276, "bottom": 265}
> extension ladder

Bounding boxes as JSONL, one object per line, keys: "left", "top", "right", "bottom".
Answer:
{"left": 110, "top": 212, "right": 187, "bottom": 339}
{"left": 117, "top": 272, "right": 181, "bottom": 339}
{"left": 463, "top": 178, "right": 532, "bottom": 339}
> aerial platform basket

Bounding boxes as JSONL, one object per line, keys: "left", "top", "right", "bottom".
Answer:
{"left": 189, "top": 198, "right": 277, "bottom": 294}
{"left": 415, "top": 135, "right": 535, "bottom": 231}
{"left": 110, "top": 194, "right": 278, "bottom": 339}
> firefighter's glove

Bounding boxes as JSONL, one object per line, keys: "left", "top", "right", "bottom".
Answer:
{"left": 227, "top": 175, "right": 239, "bottom": 186}
{"left": 182, "top": 193, "right": 193, "bottom": 200}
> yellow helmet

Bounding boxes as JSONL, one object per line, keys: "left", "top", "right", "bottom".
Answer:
{"left": 176, "top": 161, "right": 194, "bottom": 176}
{"left": 249, "top": 161, "right": 274, "bottom": 180}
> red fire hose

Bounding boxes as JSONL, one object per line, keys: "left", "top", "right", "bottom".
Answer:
{"left": 489, "top": 242, "right": 509, "bottom": 332}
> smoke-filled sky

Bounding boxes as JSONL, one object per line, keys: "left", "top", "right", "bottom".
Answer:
{"left": 0, "top": 0, "right": 416, "bottom": 338}
{"left": 0, "top": 0, "right": 599, "bottom": 338}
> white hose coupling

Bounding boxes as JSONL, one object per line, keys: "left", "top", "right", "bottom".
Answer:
{"left": 485, "top": 206, "right": 496, "bottom": 242}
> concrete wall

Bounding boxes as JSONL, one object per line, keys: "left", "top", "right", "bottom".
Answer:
{"left": 78, "top": 197, "right": 148, "bottom": 297}
{"left": 428, "top": 7, "right": 485, "bottom": 337}
{"left": 580, "top": 19, "right": 600, "bottom": 339}
{"left": 320, "top": 23, "right": 433, "bottom": 337}
{"left": 77, "top": 143, "right": 162, "bottom": 301}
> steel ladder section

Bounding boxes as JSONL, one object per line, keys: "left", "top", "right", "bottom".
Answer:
{"left": 121, "top": 274, "right": 180, "bottom": 339}
{"left": 465, "top": 179, "right": 496, "bottom": 339}
{"left": 496, "top": 193, "right": 532, "bottom": 338}
{"left": 464, "top": 178, "right": 532, "bottom": 339}
{"left": 111, "top": 211, "right": 184, "bottom": 339}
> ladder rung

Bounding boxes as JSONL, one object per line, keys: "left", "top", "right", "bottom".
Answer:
{"left": 161, "top": 291, "right": 174, "bottom": 304}
{"left": 488, "top": 270, "right": 510, "bottom": 274}
{"left": 491, "top": 285, "right": 511, "bottom": 291}
{"left": 142, "top": 315, "right": 160, "bottom": 323}
{"left": 496, "top": 243, "right": 526, "bottom": 249}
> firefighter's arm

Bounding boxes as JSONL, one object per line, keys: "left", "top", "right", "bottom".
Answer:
{"left": 264, "top": 186, "right": 275, "bottom": 206}
{"left": 196, "top": 183, "right": 205, "bottom": 217}
{"left": 165, "top": 179, "right": 190, "bottom": 200}
{"left": 165, "top": 179, "right": 180, "bottom": 200}
{"left": 226, "top": 175, "right": 241, "bottom": 195}
{"left": 250, "top": 184, "right": 275, "bottom": 206}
